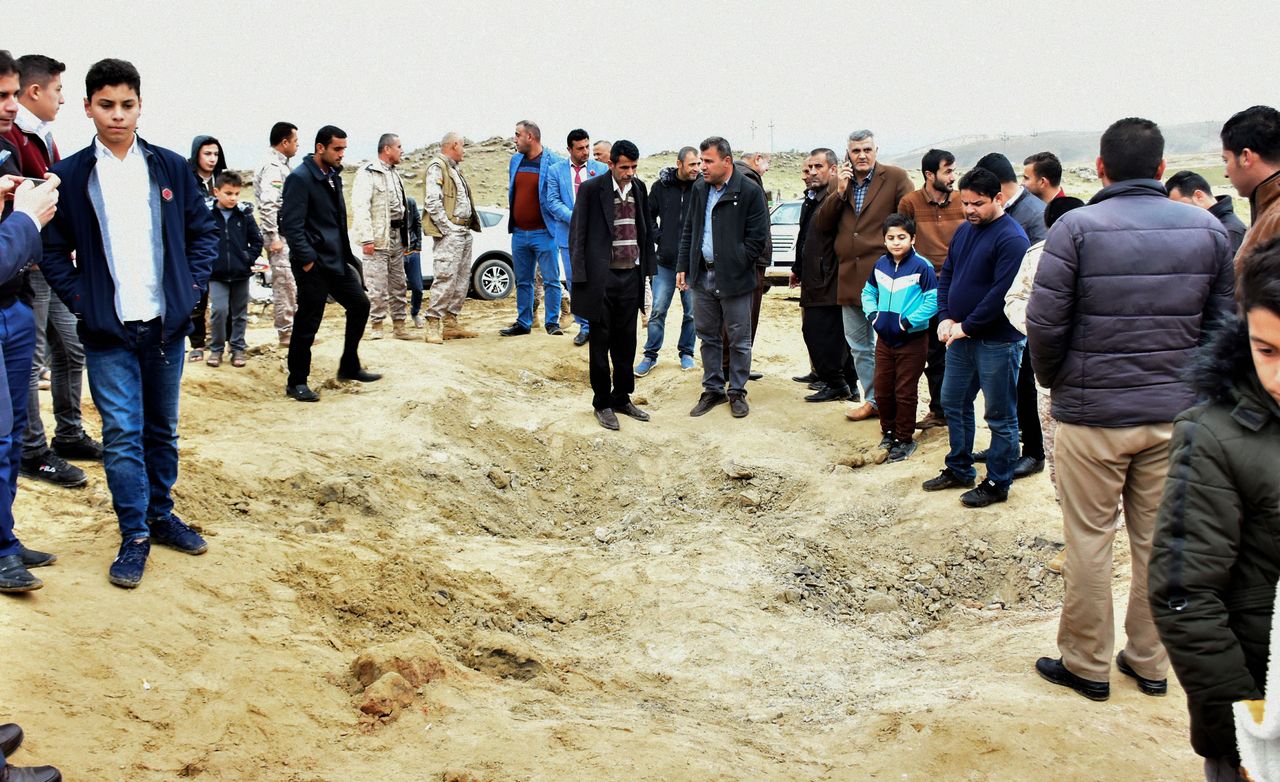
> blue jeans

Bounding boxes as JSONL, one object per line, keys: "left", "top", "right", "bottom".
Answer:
{"left": 841, "top": 302, "right": 877, "bottom": 404}
{"left": 404, "top": 251, "right": 423, "bottom": 317}
{"left": 559, "top": 245, "right": 588, "bottom": 331}
{"left": 83, "top": 319, "right": 185, "bottom": 541}
{"left": 512, "top": 228, "right": 560, "bottom": 329}
{"left": 643, "top": 264, "right": 695, "bottom": 361}
{"left": 0, "top": 301, "right": 35, "bottom": 559}
{"left": 941, "top": 337, "right": 1024, "bottom": 490}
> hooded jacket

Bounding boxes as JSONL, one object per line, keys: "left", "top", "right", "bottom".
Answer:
{"left": 209, "top": 199, "right": 265, "bottom": 282}
{"left": 188, "top": 135, "right": 227, "bottom": 196}
{"left": 648, "top": 166, "right": 698, "bottom": 267}
{"left": 1150, "top": 316, "right": 1280, "bottom": 764}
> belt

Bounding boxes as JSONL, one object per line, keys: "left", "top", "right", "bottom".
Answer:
{"left": 703, "top": 262, "right": 715, "bottom": 270}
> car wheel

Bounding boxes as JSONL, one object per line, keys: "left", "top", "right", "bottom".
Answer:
{"left": 471, "top": 256, "right": 514, "bottom": 300}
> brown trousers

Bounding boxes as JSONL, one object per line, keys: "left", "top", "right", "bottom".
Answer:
{"left": 873, "top": 336, "right": 927, "bottom": 442}
{"left": 1055, "top": 421, "right": 1172, "bottom": 682}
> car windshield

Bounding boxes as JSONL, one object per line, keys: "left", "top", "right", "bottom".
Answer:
{"left": 770, "top": 202, "right": 802, "bottom": 225}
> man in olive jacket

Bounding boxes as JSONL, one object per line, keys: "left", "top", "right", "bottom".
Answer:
{"left": 676, "top": 137, "right": 769, "bottom": 418}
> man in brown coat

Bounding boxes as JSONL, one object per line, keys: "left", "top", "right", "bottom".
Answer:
{"left": 1222, "top": 105, "right": 1280, "bottom": 271}
{"left": 816, "top": 129, "right": 914, "bottom": 420}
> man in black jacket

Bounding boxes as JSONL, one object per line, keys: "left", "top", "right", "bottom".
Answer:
{"left": 637, "top": 147, "right": 699, "bottom": 375}
{"left": 569, "top": 140, "right": 655, "bottom": 430}
{"left": 677, "top": 137, "right": 769, "bottom": 418}
{"left": 280, "top": 125, "right": 379, "bottom": 402}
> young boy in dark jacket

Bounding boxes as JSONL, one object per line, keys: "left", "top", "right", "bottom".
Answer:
{"left": 861, "top": 214, "right": 937, "bottom": 461}
{"left": 1150, "top": 236, "right": 1280, "bottom": 781}
{"left": 206, "top": 171, "right": 264, "bottom": 367}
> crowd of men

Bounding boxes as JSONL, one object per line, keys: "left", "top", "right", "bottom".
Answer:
{"left": 0, "top": 47, "right": 1279, "bottom": 782}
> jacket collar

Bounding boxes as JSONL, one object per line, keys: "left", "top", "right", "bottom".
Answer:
{"left": 1251, "top": 169, "right": 1280, "bottom": 222}
{"left": 1232, "top": 372, "right": 1280, "bottom": 432}
{"left": 1087, "top": 178, "right": 1167, "bottom": 205}
{"left": 1209, "top": 194, "right": 1237, "bottom": 221}
{"left": 302, "top": 154, "right": 342, "bottom": 180}
{"left": 267, "top": 147, "right": 290, "bottom": 167}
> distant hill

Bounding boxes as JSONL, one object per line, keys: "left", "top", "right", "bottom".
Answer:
{"left": 884, "top": 120, "right": 1225, "bottom": 168}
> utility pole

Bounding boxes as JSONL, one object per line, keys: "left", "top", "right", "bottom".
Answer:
{"left": 750, "top": 120, "right": 757, "bottom": 144}
{"left": 1001, "top": 131, "right": 1009, "bottom": 155}
{"left": 768, "top": 119, "right": 775, "bottom": 153}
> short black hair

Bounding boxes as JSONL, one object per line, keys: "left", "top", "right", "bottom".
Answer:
{"left": 958, "top": 167, "right": 1002, "bottom": 199}
{"left": 567, "top": 128, "right": 589, "bottom": 147}
{"left": 610, "top": 139, "right": 640, "bottom": 164}
{"left": 1099, "top": 117, "right": 1164, "bottom": 182}
{"left": 700, "top": 136, "right": 732, "bottom": 159}
{"left": 0, "top": 50, "right": 15, "bottom": 79}
{"left": 1240, "top": 235, "right": 1280, "bottom": 314}
{"left": 1023, "top": 151, "right": 1062, "bottom": 187}
{"left": 1221, "top": 105, "right": 1280, "bottom": 164}
{"left": 269, "top": 122, "right": 297, "bottom": 147}
{"left": 974, "top": 152, "right": 1016, "bottom": 184}
{"left": 1165, "top": 170, "right": 1213, "bottom": 199}
{"left": 677, "top": 146, "right": 698, "bottom": 164}
{"left": 15, "top": 54, "right": 65, "bottom": 89}
{"left": 315, "top": 125, "right": 346, "bottom": 148}
{"left": 883, "top": 213, "right": 916, "bottom": 237}
{"left": 810, "top": 147, "right": 838, "bottom": 167}
{"left": 921, "top": 148, "right": 955, "bottom": 178}
{"left": 1044, "top": 196, "right": 1084, "bottom": 230}
{"left": 85, "top": 58, "right": 140, "bottom": 99}
{"left": 215, "top": 170, "right": 244, "bottom": 189}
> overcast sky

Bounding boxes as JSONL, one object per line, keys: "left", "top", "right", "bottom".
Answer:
{"left": 12, "top": 0, "right": 1275, "bottom": 167}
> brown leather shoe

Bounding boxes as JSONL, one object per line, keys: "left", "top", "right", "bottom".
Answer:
{"left": 0, "top": 722, "right": 22, "bottom": 756}
{"left": 915, "top": 411, "right": 946, "bottom": 430}
{"left": 845, "top": 401, "right": 878, "bottom": 421}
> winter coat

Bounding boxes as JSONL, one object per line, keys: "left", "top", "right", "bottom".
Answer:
{"left": 648, "top": 166, "right": 697, "bottom": 267}
{"left": 1150, "top": 317, "right": 1280, "bottom": 764}
{"left": 209, "top": 200, "right": 265, "bottom": 282}
{"left": 1209, "top": 195, "right": 1247, "bottom": 257}
{"left": 1026, "top": 179, "right": 1235, "bottom": 427}
{"left": 860, "top": 249, "right": 938, "bottom": 347}
{"left": 794, "top": 183, "right": 839, "bottom": 307}
{"left": 675, "top": 168, "right": 770, "bottom": 298}
{"left": 1237, "top": 171, "right": 1280, "bottom": 274}
{"left": 814, "top": 163, "right": 915, "bottom": 305}
{"left": 279, "top": 155, "right": 360, "bottom": 280}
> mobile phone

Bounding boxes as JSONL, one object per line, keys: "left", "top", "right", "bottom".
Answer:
{"left": 20, "top": 176, "right": 48, "bottom": 186}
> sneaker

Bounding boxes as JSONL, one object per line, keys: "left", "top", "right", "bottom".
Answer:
{"left": 921, "top": 468, "right": 975, "bottom": 492}
{"left": 411, "top": 314, "right": 424, "bottom": 328}
{"left": 20, "top": 451, "right": 88, "bottom": 488}
{"left": 889, "top": 440, "right": 918, "bottom": 462}
{"left": 1013, "top": 456, "right": 1046, "bottom": 479}
{"left": 680, "top": 355, "right": 695, "bottom": 371}
{"left": 635, "top": 357, "right": 657, "bottom": 377}
{"left": 1035, "top": 657, "right": 1109, "bottom": 701}
{"left": 1116, "top": 651, "right": 1167, "bottom": 696}
{"left": 18, "top": 544, "right": 57, "bottom": 568}
{"left": 877, "top": 433, "right": 895, "bottom": 450}
{"left": 108, "top": 538, "right": 151, "bottom": 589}
{"left": 149, "top": 515, "right": 208, "bottom": 555}
{"left": 52, "top": 433, "right": 104, "bottom": 461}
{"left": 960, "top": 479, "right": 1009, "bottom": 508}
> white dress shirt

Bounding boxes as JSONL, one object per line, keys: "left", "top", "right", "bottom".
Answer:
{"left": 94, "top": 135, "right": 162, "bottom": 322}
{"left": 14, "top": 103, "right": 54, "bottom": 155}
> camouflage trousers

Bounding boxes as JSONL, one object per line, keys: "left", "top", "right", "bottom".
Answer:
{"left": 1038, "top": 390, "right": 1060, "bottom": 501}
{"left": 269, "top": 245, "right": 296, "bottom": 338}
{"left": 364, "top": 236, "right": 408, "bottom": 323}
{"left": 426, "top": 231, "right": 473, "bottom": 319}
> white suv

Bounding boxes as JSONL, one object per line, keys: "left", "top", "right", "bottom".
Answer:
{"left": 765, "top": 199, "right": 802, "bottom": 287}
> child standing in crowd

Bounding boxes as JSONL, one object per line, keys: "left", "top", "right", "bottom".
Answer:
{"left": 206, "top": 171, "right": 264, "bottom": 368}
{"left": 404, "top": 196, "right": 425, "bottom": 328}
{"left": 1150, "top": 237, "right": 1280, "bottom": 782}
{"left": 861, "top": 214, "right": 937, "bottom": 461}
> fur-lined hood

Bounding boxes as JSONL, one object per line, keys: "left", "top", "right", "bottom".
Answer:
{"left": 1191, "top": 314, "right": 1280, "bottom": 421}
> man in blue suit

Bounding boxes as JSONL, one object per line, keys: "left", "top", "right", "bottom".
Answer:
{"left": 501, "top": 120, "right": 563, "bottom": 336}
{"left": 546, "top": 128, "right": 607, "bottom": 345}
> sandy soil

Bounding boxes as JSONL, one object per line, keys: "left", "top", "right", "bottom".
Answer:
{"left": 0, "top": 292, "right": 1201, "bottom": 781}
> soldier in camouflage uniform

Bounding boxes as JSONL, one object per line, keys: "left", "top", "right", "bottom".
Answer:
{"left": 254, "top": 122, "right": 299, "bottom": 346}
{"left": 422, "top": 132, "right": 481, "bottom": 343}
{"left": 352, "top": 133, "right": 412, "bottom": 340}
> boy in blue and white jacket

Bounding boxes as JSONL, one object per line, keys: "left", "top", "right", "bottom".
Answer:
{"left": 861, "top": 214, "right": 937, "bottom": 461}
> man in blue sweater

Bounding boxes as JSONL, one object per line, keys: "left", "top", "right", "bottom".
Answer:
{"left": 922, "top": 167, "right": 1030, "bottom": 507}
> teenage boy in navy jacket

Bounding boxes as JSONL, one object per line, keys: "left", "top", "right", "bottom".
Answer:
{"left": 41, "top": 59, "right": 219, "bottom": 589}
{"left": 204, "top": 171, "right": 264, "bottom": 367}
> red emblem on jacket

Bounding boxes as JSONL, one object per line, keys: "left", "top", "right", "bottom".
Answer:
{"left": 161, "top": 188, "right": 173, "bottom": 201}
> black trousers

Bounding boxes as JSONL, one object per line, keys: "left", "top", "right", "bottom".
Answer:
{"left": 287, "top": 263, "right": 370, "bottom": 388}
{"left": 588, "top": 268, "right": 641, "bottom": 411}
{"left": 1016, "top": 344, "right": 1044, "bottom": 460}
{"left": 188, "top": 288, "right": 209, "bottom": 350}
{"left": 923, "top": 314, "right": 947, "bottom": 416}
{"left": 801, "top": 304, "right": 857, "bottom": 391}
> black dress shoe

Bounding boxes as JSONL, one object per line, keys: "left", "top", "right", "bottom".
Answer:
{"left": 594, "top": 408, "right": 620, "bottom": 431}
{"left": 0, "top": 554, "right": 42, "bottom": 592}
{"left": 689, "top": 391, "right": 729, "bottom": 417}
{"left": 807, "top": 381, "right": 826, "bottom": 391}
{"left": 748, "top": 372, "right": 763, "bottom": 381}
{"left": 573, "top": 330, "right": 589, "bottom": 346}
{"left": 972, "top": 449, "right": 989, "bottom": 463}
{"left": 1116, "top": 651, "right": 1167, "bottom": 696}
{"left": 1012, "top": 456, "right": 1046, "bottom": 479}
{"left": 500, "top": 323, "right": 531, "bottom": 337}
{"left": 806, "top": 384, "right": 851, "bottom": 403}
{"left": 18, "top": 545, "right": 56, "bottom": 568}
{"left": 792, "top": 371, "right": 819, "bottom": 384}
{"left": 0, "top": 722, "right": 22, "bottom": 757}
{"left": 921, "top": 468, "right": 975, "bottom": 492}
{"left": 285, "top": 384, "right": 320, "bottom": 402}
{"left": 729, "top": 393, "right": 750, "bottom": 418}
{"left": 1036, "top": 657, "right": 1110, "bottom": 701}
{"left": 545, "top": 323, "right": 564, "bottom": 336}
{"left": 0, "top": 764, "right": 63, "bottom": 781}
{"left": 616, "top": 402, "right": 650, "bottom": 422}
{"left": 337, "top": 369, "right": 382, "bottom": 382}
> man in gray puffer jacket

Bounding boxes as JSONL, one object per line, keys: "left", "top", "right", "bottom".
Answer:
{"left": 1027, "top": 117, "right": 1235, "bottom": 702}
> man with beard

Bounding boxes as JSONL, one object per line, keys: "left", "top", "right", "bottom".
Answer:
{"left": 637, "top": 146, "right": 700, "bottom": 374}
{"left": 546, "top": 128, "right": 607, "bottom": 345}
{"left": 1023, "top": 151, "right": 1065, "bottom": 203}
{"left": 898, "top": 149, "right": 964, "bottom": 430}
{"left": 501, "top": 120, "right": 563, "bottom": 336}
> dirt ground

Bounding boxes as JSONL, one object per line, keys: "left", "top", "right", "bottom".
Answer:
{"left": 1, "top": 291, "right": 1202, "bottom": 781}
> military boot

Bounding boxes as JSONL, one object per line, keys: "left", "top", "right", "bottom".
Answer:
{"left": 442, "top": 314, "right": 478, "bottom": 340}
{"left": 393, "top": 319, "right": 414, "bottom": 340}
{"left": 369, "top": 321, "right": 384, "bottom": 340}
{"left": 424, "top": 317, "right": 444, "bottom": 344}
